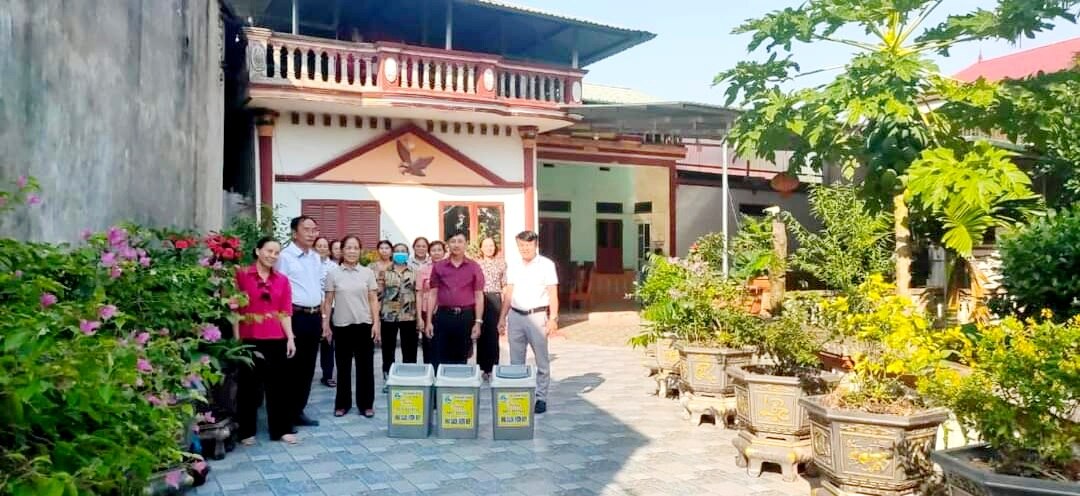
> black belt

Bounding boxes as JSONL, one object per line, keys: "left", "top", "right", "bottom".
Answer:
{"left": 292, "top": 304, "right": 320, "bottom": 314}
{"left": 436, "top": 306, "right": 474, "bottom": 315}
{"left": 512, "top": 306, "right": 549, "bottom": 316}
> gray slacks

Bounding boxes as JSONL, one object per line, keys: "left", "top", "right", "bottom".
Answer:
{"left": 507, "top": 311, "right": 550, "bottom": 401}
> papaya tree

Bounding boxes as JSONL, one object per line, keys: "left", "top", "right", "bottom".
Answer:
{"left": 716, "top": 0, "right": 1076, "bottom": 298}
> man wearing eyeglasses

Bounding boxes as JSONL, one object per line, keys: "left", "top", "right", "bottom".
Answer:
{"left": 275, "top": 216, "right": 325, "bottom": 428}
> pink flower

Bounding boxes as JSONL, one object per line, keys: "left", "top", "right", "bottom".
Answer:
{"left": 146, "top": 394, "right": 163, "bottom": 406}
{"left": 107, "top": 226, "right": 127, "bottom": 246}
{"left": 12, "top": 270, "right": 22, "bottom": 278}
{"left": 212, "top": 261, "right": 223, "bottom": 270}
{"left": 202, "top": 412, "right": 216, "bottom": 424}
{"left": 135, "top": 331, "right": 151, "bottom": 346}
{"left": 228, "top": 298, "right": 239, "bottom": 310}
{"left": 200, "top": 324, "right": 222, "bottom": 343}
{"left": 26, "top": 194, "right": 41, "bottom": 206}
{"left": 109, "top": 266, "right": 122, "bottom": 279}
{"left": 198, "top": 257, "right": 211, "bottom": 267}
{"left": 182, "top": 373, "right": 201, "bottom": 387}
{"left": 79, "top": 320, "right": 100, "bottom": 336}
{"left": 137, "top": 358, "right": 154, "bottom": 373}
{"left": 192, "top": 461, "right": 207, "bottom": 473}
{"left": 164, "top": 470, "right": 182, "bottom": 489}
{"left": 119, "top": 245, "right": 137, "bottom": 260}
{"left": 136, "top": 248, "right": 146, "bottom": 257}
{"left": 15, "top": 176, "right": 27, "bottom": 189}
{"left": 100, "top": 251, "right": 116, "bottom": 268}
{"left": 80, "top": 228, "right": 93, "bottom": 240}
{"left": 40, "top": 293, "right": 58, "bottom": 308}
{"left": 139, "top": 256, "right": 151, "bottom": 267}
{"left": 199, "top": 355, "right": 211, "bottom": 365}
{"left": 98, "top": 304, "right": 118, "bottom": 320}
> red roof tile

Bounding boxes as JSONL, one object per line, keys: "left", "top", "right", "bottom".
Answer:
{"left": 953, "top": 37, "right": 1080, "bottom": 82}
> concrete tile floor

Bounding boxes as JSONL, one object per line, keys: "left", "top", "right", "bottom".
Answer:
{"left": 196, "top": 331, "right": 814, "bottom": 495}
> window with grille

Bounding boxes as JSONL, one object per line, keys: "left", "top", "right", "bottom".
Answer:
{"left": 300, "top": 200, "right": 381, "bottom": 249}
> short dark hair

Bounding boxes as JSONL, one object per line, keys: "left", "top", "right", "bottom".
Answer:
{"left": 290, "top": 215, "right": 317, "bottom": 232}
{"left": 253, "top": 236, "right": 280, "bottom": 258}
{"left": 448, "top": 230, "right": 468, "bottom": 241}
{"left": 429, "top": 240, "right": 447, "bottom": 252}
{"left": 412, "top": 236, "right": 430, "bottom": 249}
{"left": 480, "top": 237, "right": 500, "bottom": 257}
{"left": 341, "top": 235, "right": 362, "bottom": 250}
{"left": 376, "top": 240, "right": 393, "bottom": 251}
{"left": 515, "top": 230, "right": 539, "bottom": 242}
{"left": 392, "top": 243, "right": 410, "bottom": 253}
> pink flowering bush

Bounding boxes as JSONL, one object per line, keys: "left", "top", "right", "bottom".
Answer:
{"left": 0, "top": 178, "right": 246, "bottom": 494}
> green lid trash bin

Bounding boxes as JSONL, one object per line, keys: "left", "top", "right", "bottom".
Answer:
{"left": 434, "top": 364, "right": 482, "bottom": 439}
{"left": 386, "top": 363, "right": 434, "bottom": 438}
{"left": 490, "top": 365, "right": 536, "bottom": 440}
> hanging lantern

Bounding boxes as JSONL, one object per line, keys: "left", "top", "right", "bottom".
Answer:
{"left": 769, "top": 172, "right": 800, "bottom": 196}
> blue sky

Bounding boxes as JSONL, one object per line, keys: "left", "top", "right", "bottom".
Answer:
{"left": 511, "top": 0, "right": 1080, "bottom": 104}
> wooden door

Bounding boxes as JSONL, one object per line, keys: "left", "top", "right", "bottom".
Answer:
{"left": 539, "top": 218, "right": 571, "bottom": 297}
{"left": 596, "top": 219, "right": 623, "bottom": 274}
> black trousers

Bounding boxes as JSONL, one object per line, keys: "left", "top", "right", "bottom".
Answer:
{"left": 237, "top": 339, "right": 291, "bottom": 440}
{"left": 380, "top": 320, "right": 419, "bottom": 374}
{"left": 478, "top": 293, "right": 502, "bottom": 373}
{"left": 320, "top": 338, "right": 335, "bottom": 380}
{"left": 420, "top": 312, "right": 434, "bottom": 364}
{"left": 434, "top": 308, "right": 474, "bottom": 368}
{"left": 334, "top": 323, "right": 375, "bottom": 411}
{"left": 288, "top": 311, "right": 321, "bottom": 422}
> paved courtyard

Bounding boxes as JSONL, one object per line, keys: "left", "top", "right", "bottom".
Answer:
{"left": 196, "top": 319, "right": 814, "bottom": 495}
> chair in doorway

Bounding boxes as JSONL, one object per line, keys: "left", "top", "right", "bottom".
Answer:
{"left": 567, "top": 261, "right": 594, "bottom": 313}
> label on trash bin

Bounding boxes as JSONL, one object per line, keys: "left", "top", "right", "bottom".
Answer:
{"left": 390, "top": 390, "right": 424, "bottom": 426}
{"left": 440, "top": 393, "right": 475, "bottom": 429}
{"left": 496, "top": 392, "right": 531, "bottom": 428}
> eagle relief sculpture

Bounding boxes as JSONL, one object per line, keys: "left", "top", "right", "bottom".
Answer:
{"left": 396, "top": 138, "right": 434, "bottom": 177}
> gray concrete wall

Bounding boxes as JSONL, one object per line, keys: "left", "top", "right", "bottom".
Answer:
{"left": 0, "top": 0, "right": 224, "bottom": 242}
{"left": 676, "top": 184, "right": 818, "bottom": 256}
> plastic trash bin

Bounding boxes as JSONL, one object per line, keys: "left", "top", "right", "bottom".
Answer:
{"left": 434, "top": 364, "right": 482, "bottom": 439}
{"left": 490, "top": 365, "right": 536, "bottom": 440}
{"left": 386, "top": 363, "right": 434, "bottom": 438}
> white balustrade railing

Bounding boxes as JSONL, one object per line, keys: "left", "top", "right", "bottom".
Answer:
{"left": 245, "top": 28, "right": 583, "bottom": 106}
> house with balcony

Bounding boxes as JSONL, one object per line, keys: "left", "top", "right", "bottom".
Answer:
{"left": 229, "top": 0, "right": 653, "bottom": 252}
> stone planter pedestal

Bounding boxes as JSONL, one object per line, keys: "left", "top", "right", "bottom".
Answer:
{"left": 932, "top": 444, "right": 1080, "bottom": 496}
{"left": 678, "top": 345, "right": 754, "bottom": 395}
{"left": 728, "top": 365, "right": 841, "bottom": 482}
{"left": 800, "top": 395, "right": 949, "bottom": 496}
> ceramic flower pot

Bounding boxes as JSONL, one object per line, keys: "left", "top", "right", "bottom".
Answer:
{"left": 932, "top": 444, "right": 1080, "bottom": 496}
{"left": 654, "top": 336, "right": 682, "bottom": 372}
{"left": 800, "top": 395, "right": 949, "bottom": 496}
{"left": 729, "top": 365, "right": 841, "bottom": 437}
{"left": 678, "top": 345, "right": 755, "bottom": 395}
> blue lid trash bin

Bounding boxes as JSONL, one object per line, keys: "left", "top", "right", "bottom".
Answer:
{"left": 434, "top": 364, "right": 482, "bottom": 439}
{"left": 490, "top": 365, "right": 537, "bottom": 440}
{"left": 386, "top": 363, "right": 435, "bottom": 438}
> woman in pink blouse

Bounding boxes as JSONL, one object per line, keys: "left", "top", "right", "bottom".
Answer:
{"left": 234, "top": 237, "right": 298, "bottom": 445}
{"left": 416, "top": 240, "right": 446, "bottom": 365}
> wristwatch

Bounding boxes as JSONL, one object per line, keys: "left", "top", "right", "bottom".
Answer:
{"left": 475, "top": 319, "right": 484, "bottom": 324}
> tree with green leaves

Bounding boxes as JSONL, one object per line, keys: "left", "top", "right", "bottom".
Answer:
{"left": 716, "top": 0, "right": 1074, "bottom": 298}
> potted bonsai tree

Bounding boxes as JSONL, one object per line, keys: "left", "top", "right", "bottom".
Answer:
{"left": 926, "top": 313, "right": 1080, "bottom": 495}
{"left": 799, "top": 275, "right": 954, "bottom": 496}
{"left": 632, "top": 255, "right": 695, "bottom": 377}
{"left": 727, "top": 307, "right": 841, "bottom": 481}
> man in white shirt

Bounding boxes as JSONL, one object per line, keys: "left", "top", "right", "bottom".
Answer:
{"left": 275, "top": 216, "right": 325, "bottom": 428}
{"left": 498, "top": 230, "right": 559, "bottom": 414}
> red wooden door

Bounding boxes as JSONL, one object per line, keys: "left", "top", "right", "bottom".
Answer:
{"left": 596, "top": 219, "right": 623, "bottom": 274}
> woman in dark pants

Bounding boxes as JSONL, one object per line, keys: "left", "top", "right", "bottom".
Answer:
{"left": 476, "top": 237, "right": 506, "bottom": 381}
{"left": 377, "top": 243, "right": 419, "bottom": 391}
{"left": 314, "top": 237, "right": 337, "bottom": 388}
{"left": 234, "top": 237, "right": 298, "bottom": 445}
{"left": 321, "top": 236, "right": 381, "bottom": 418}
{"left": 417, "top": 240, "right": 446, "bottom": 365}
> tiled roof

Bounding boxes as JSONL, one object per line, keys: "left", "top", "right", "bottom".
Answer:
{"left": 954, "top": 37, "right": 1080, "bottom": 82}
{"left": 582, "top": 84, "right": 659, "bottom": 104}
{"left": 466, "top": 0, "right": 647, "bottom": 33}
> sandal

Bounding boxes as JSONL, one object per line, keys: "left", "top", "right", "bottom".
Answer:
{"left": 240, "top": 437, "right": 256, "bottom": 447}
{"left": 279, "top": 434, "right": 299, "bottom": 445}
{"left": 362, "top": 409, "right": 375, "bottom": 418}
{"left": 334, "top": 409, "right": 348, "bottom": 417}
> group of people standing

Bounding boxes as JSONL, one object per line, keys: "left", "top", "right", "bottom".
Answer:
{"left": 232, "top": 215, "right": 559, "bottom": 445}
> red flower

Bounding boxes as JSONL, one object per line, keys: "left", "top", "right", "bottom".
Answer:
{"left": 175, "top": 240, "right": 190, "bottom": 250}
{"left": 222, "top": 248, "right": 235, "bottom": 259}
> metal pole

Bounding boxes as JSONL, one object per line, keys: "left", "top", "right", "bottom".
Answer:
{"left": 721, "top": 139, "right": 730, "bottom": 278}
{"left": 291, "top": 0, "right": 298, "bottom": 34}
{"left": 445, "top": 0, "right": 453, "bottom": 50}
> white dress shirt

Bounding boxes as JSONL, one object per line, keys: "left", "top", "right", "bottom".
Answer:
{"left": 507, "top": 254, "right": 559, "bottom": 311}
{"left": 275, "top": 242, "right": 324, "bottom": 307}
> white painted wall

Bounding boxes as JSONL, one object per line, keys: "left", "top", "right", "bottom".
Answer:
{"left": 275, "top": 182, "right": 527, "bottom": 263}
{"left": 676, "top": 184, "right": 818, "bottom": 256}
{"left": 273, "top": 118, "right": 524, "bottom": 182}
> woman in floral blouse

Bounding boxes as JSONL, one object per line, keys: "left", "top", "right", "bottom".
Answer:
{"left": 375, "top": 243, "right": 419, "bottom": 386}
{"left": 476, "top": 237, "right": 507, "bottom": 381}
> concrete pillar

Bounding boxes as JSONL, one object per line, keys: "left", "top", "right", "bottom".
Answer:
{"left": 195, "top": 0, "right": 226, "bottom": 233}
{"left": 519, "top": 126, "right": 538, "bottom": 231}
{"left": 255, "top": 110, "right": 279, "bottom": 213}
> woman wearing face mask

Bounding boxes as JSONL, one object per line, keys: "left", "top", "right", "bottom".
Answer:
{"left": 235, "top": 236, "right": 298, "bottom": 445}
{"left": 377, "top": 243, "right": 419, "bottom": 390}
{"left": 321, "top": 236, "right": 381, "bottom": 418}
{"left": 409, "top": 237, "right": 431, "bottom": 271}
{"left": 416, "top": 240, "right": 446, "bottom": 365}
